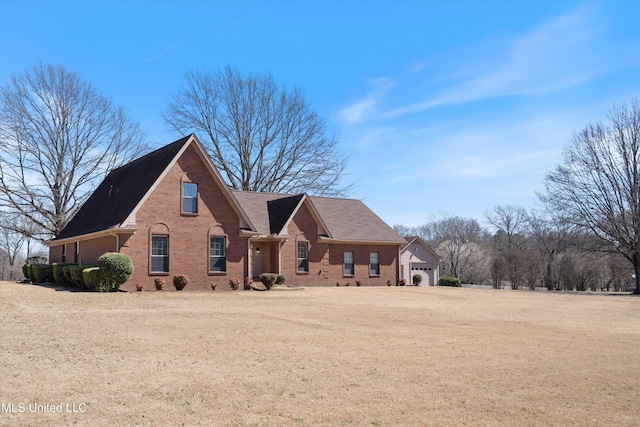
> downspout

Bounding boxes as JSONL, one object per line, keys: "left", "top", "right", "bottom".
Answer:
{"left": 109, "top": 230, "right": 121, "bottom": 252}
{"left": 247, "top": 236, "right": 255, "bottom": 279}
{"left": 398, "top": 245, "right": 402, "bottom": 284}
{"left": 278, "top": 241, "right": 283, "bottom": 274}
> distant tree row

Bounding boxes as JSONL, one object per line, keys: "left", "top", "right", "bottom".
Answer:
{"left": 394, "top": 98, "right": 640, "bottom": 294}
{"left": 395, "top": 206, "right": 633, "bottom": 293}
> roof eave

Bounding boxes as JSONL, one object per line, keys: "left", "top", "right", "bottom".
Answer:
{"left": 45, "top": 227, "right": 138, "bottom": 246}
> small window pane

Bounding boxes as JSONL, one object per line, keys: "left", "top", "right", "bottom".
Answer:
{"left": 297, "top": 241, "right": 308, "bottom": 272}
{"left": 210, "top": 236, "right": 226, "bottom": 272}
{"left": 344, "top": 251, "right": 354, "bottom": 276}
{"left": 182, "top": 183, "right": 198, "bottom": 213}
{"left": 151, "top": 235, "right": 169, "bottom": 272}
{"left": 370, "top": 252, "right": 380, "bottom": 275}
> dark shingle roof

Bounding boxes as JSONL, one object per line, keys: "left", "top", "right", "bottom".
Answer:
{"left": 55, "top": 135, "right": 191, "bottom": 240}
{"left": 267, "top": 194, "right": 304, "bottom": 235}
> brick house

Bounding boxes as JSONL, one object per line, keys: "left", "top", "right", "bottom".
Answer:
{"left": 47, "top": 134, "right": 405, "bottom": 290}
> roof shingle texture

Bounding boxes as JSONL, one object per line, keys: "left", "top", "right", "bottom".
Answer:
{"left": 55, "top": 135, "right": 191, "bottom": 240}
{"left": 232, "top": 191, "right": 405, "bottom": 243}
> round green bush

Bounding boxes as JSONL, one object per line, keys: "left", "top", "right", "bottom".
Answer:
{"left": 22, "top": 264, "right": 31, "bottom": 281}
{"left": 98, "top": 252, "right": 134, "bottom": 290}
{"left": 31, "top": 264, "right": 54, "bottom": 283}
{"left": 53, "top": 262, "right": 76, "bottom": 285}
{"left": 68, "top": 265, "right": 90, "bottom": 289}
{"left": 275, "top": 274, "right": 287, "bottom": 285}
{"left": 439, "top": 276, "right": 461, "bottom": 287}
{"left": 82, "top": 267, "right": 110, "bottom": 292}
{"left": 412, "top": 274, "right": 423, "bottom": 286}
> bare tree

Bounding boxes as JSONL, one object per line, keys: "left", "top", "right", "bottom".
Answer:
{"left": 165, "top": 67, "right": 351, "bottom": 196}
{"left": 425, "top": 214, "right": 489, "bottom": 282}
{"left": 489, "top": 255, "right": 506, "bottom": 289}
{"left": 540, "top": 98, "right": 640, "bottom": 294}
{"left": 484, "top": 205, "right": 529, "bottom": 251}
{"left": 0, "top": 212, "right": 26, "bottom": 280}
{"left": 0, "top": 63, "right": 148, "bottom": 238}
{"left": 393, "top": 224, "right": 416, "bottom": 237}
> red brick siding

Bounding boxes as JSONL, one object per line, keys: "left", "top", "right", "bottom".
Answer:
{"left": 78, "top": 236, "right": 119, "bottom": 265}
{"left": 279, "top": 203, "right": 399, "bottom": 286}
{"left": 120, "top": 144, "right": 246, "bottom": 291}
{"left": 49, "top": 244, "right": 64, "bottom": 264}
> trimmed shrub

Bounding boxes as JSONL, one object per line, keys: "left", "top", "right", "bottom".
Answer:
{"left": 243, "top": 277, "right": 253, "bottom": 290}
{"left": 82, "top": 267, "right": 110, "bottom": 292}
{"left": 53, "top": 262, "right": 76, "bottom": 285}
{"left": 211, "top": 282, "right": 218, "bottom": 291}
{"left": 412, "top": 274, "right": 423, "bottom": 286}
{"left": 62, "top": 265, "right": 76, "bottom": 286}
{"left": 22, "top": 264, "right": 30, "bottom": 281}
{"left": 173, "top": 274, "right": 189, "bottom": 291}
{"left": 68, "top": 265, "right": 90, "bottom": 289}
{"left": 356, "top": 279, "right": 362, "bottom": 286}
{"left": 154, "top": 277, "right": 165, "bottom": 291}
{"left": 136, "top": 283, "right": 145, "bottom": 291}
{"left": 31, "top": 264, "right": 54, "bottom": 283}
{"left": 98, "top": 253, "right": 134, "bottom": 290}
{"left": 275, "top": 274, "right": 287, "bottom": 285}
{"left": 259, "top": 273, "right": 277, "bottom": 290}
{"left": 229, "top": 277, "right": 240, "bottom": 290}
{"left": 397, "top": 278, "right": 407, "bottom": 286}
{"left": 439, "top": 276, "right": 461, "bottom": 287}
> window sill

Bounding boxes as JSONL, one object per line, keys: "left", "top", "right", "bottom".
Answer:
{"left": 296, "top": 271, "right": 309, "bottom": 275}
{"left": 208, "top": 271, "right": 227, "bottom": 276}
{"left": 369, "top": 274, "right": 380, "bottom": 278}
{"left": 343, "top": 274, "right": 355, "bottom": 278}
{"left": 181, "top": 212, "right": 199, "bottom": 217}
{"left": 149, "top": 272, "right": 169, "bottom": 276}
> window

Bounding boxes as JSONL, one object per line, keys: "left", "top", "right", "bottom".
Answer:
{"left": 182, "top": 182, "right": 198, "bottom": 214}
{"left": 74, "top": 242, "right": 80, "bottom": 264}
{"left": 297, "top": 241, "right": 309, "bottom": 273}
{"left": 61, "top": 244, "right": 66, "bottom": 262}
{"left": 370, "top": 252, "right": 380, "bottom": 275}
{"left": 151, "top": 235, "right": 169, "bottom": 273}
{"left": 210, "top": 236, "right": 226, "bottom": 272}
{"left": 344, "top": 251, "right": 354, "bottom": 276}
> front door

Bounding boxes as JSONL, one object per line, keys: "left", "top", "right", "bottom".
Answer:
{"left": 252, "top": 243, "right": 271, "bottom": 278}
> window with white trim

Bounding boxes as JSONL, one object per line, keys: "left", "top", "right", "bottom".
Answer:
{"left": 151, "top": 235, "right": 169, "bottom": 273}
{"left": 210, "top": 236, "right": 226, "bottom": 272}
{"left": 370, "top": 252, "right": 380, "bottom": 275}
{"left": 344, "top": 251, "right": 354, "bottom": 276}
{"left": 182, "top": 182, "right": 198, "bottom": 214}
{"left": 297, "top": 241, "right": 309, "bottom": 273}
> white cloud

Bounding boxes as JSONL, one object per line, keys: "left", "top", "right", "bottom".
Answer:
{"left": 337, "top": 77, "right": 395, "bottom": 124}
{"left": 383, "top": 7, "right": 604, "bottom": 118}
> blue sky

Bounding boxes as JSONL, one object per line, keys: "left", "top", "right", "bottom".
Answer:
{"left": 1, "top": 0, "right": 639, "bottom": 228}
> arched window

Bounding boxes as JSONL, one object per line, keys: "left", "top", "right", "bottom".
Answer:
{"left": 150, "top": 223, "right": 170, "bottom": 273}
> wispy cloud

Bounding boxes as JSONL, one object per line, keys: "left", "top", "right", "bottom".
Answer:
{"left": 383, "top": 7, "right": 603, "bottom": 118}
{"left": 337, "top": 77, "right": 395, "bottom": 124}
{"left": 141, "top": 40, "right": 191, "bottom": 64}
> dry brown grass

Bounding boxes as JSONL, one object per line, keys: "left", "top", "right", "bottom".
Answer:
{"left": 1, "top": 281, "right": 638, "bottom": 426}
